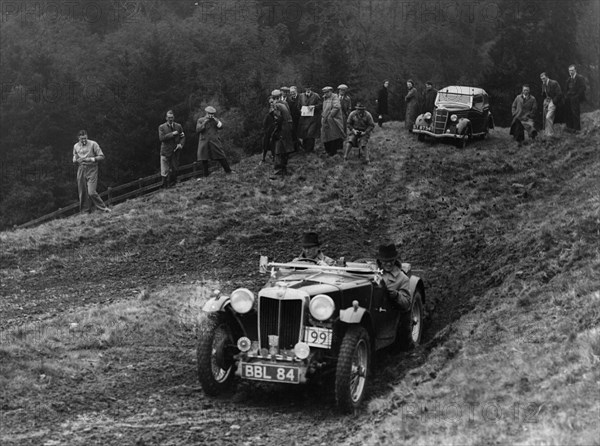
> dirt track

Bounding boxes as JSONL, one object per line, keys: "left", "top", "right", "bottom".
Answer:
{"left": 1, "top": 123, "right": 526, "bottom": 444}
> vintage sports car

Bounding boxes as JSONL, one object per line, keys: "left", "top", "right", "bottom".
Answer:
{"left": 413, "top": 86, "right": 494, "bottom": 147}
{"left": 196, "top": 257, "right": 426, "bottom": 412}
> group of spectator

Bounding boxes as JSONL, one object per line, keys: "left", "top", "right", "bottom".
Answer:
{"left": 260, "top": 84, "right": 378, "bottom": 178}
{"left": 72, "top": 65, "right": 588, "bottom": 213}
{"left": 510, "top": 64, "right": 587, "bottom": 145}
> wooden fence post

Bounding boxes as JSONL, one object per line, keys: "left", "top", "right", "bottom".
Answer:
{"left": 107, "top": 187, "right": 113, "bottom": 205}
{"left": 138, "top": 178, "right": 143, "bottom": 197}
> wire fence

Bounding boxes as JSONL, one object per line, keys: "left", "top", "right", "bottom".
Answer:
{"left": 16, "top": 161, "right": 211, "bottom": 229}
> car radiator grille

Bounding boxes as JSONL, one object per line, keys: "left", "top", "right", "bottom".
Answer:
{"left": 259, "top": 297, "right": 303, "bottom": 350}
{"left": 433, "top": 109, "right": 448, "bottom": 134}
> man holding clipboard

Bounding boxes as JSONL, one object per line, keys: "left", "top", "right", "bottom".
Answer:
{"left": 297, "top": 85, "right": 322, "bottom": 153}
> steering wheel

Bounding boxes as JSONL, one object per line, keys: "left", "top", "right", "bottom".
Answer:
{"left": 294, "top": 257, "right": 319, "bottom": 264}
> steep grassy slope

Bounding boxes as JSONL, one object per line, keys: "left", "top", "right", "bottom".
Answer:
{"left": 1, "top": 114, "right": 598, "bottom": 445}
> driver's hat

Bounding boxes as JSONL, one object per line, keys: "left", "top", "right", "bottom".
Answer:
{"left": 302, "top": 232, "right": 321, "bottom": 248}
{"left": 377, "top": 242, "right": 399, "bottom": 261}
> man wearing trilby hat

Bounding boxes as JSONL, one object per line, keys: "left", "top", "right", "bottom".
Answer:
{"left": 196, "top": 105, "right": 233, "bottom": 177}
{"left": 293, "top": 232, "right": 335, "bottom": 266}
{"left": 297, "top": 84, "right": 322, "bottom": 153}
{"left": 376, "top": 241, "right": 411, "bottom": 311}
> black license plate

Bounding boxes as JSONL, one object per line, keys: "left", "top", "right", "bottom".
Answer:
{"left": 240, "top": 362, "right": 300, "bottom": 384}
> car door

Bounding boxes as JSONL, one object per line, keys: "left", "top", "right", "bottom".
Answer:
{"left": 370, "top": 280, "right": 400, "bottom": 344}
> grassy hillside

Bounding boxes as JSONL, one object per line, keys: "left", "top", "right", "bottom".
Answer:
{"left": 1, "top": 113, "right": 599, "bottom": 445}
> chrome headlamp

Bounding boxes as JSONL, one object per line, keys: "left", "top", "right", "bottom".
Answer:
{"left": 450, "top": 114, "right": 458, "bottom": 122}
{"left": 424, "top": 112, "right": 432, "bottom": 120}
{"left": 230, "top": 288, "right": 255, "bottom": 314}
{"left": 309, "top": 294, "right": 335, "bottom": 321}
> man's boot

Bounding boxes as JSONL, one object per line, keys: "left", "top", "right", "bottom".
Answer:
{"left": 162, "top": 176, "right": 169, "bottom": 189}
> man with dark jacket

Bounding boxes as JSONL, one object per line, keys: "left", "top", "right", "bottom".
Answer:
{"left": 540, "top": 72, "right": 563, "bottom": 137}
{"left": 297, "top": 85, "right": 322, "bottom": 153}
{"left": 287, "top": 86, "right": 301, "bottom": 150}
{"left": 564, "top": 64, "right": 586, "bottom": 132}
{"left": 376, "top": 80, "right": 389, "bottom": 127}
{"left": 337, "top": 84, "right": 352, "bottom": 133}
{"left": 422, "top": 81, "right": 437, "bottom": 114}
{"left": 270, "top": 89, "right": 295, "bottom": 178}
{"left": 158, "top": 110, "right": 185, "bottom": 188}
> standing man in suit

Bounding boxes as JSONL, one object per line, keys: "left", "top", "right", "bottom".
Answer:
{"left": 297, "top": 85, "right": 322, "bottom": 153}
{"left": 287, "top": 86, "right": 301, "bottom": 150}
{"left": 564, "top": 64, "right": 586, "bottom": 132}
{"left": 158, "top": 110, "right": 185, "bottom": 188}
{"left": 196, "top": 106, "right": 233, "bottom": 177}
{"left": 540, "top": 72, "right": 563, "bottom": 138}
{"left": 376, "top": 80, "right": 389, "bottom": 127}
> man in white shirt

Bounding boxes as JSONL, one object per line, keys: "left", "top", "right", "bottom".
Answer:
{"left": 72, "top": 130, "right": 110, "bottom": 213}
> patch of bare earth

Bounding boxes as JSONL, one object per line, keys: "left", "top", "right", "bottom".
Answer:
{"left": 1, "top": 115, "right": 599, "bottom": 445}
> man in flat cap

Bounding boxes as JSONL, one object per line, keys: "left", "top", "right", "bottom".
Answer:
{"left": 269, "top": 89, "right": 295, "bottom": 179}
{"left": 293, "top": 232, "right": 335, "bottom": 266}
{"left": 321, "top": 86, "right": 345, "bottom": 156}
{"left": 376, "top": 241, "right": 411, "bottom": 312}
{"left": 337, "top": 84, "right": 352, "bottom": 132}
{"left": 287, "top": 86, "right": 301, "bottom": 150}
{"left": 196, "top": 106, "right": 233, "bottom": 177}
{"left": 422, "top": 81, "right": 437, "bottom": 115}
{"left": 297, "top": 85, "right": 322, "bottom": 153}
{"left": 344, "top": 102, "right": 375, "bottom": 163}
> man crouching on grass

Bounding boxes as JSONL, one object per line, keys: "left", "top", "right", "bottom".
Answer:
{"left": 510, "top": 84, "right": 538, "bottom": 147}
{"left": 72, "top": 130, "right": 111, "bottom": 214}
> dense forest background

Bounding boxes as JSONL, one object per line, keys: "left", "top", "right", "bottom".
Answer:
{"left": 0, "top": 0, "right": 598, "bottom": 228}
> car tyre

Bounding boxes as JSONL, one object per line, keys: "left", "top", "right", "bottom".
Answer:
{"left": 397, "top": 289, "right": 424, "bottom": 350}
{"left": 335, "top": 326, "right": 371, "bottom": 413}
{"left": 197, "top": 317, "right": 236, "bottom": 396}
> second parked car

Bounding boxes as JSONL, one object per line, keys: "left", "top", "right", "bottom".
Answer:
{"left": 413, "top": 85, "right": 494, "bottom": 147}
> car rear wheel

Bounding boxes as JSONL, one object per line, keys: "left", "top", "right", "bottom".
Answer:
{"left": 335, "top": 326, "right": 371, "bottom": 413}
{"left": 197, "top": 317, "right": 236, "bottom": 396}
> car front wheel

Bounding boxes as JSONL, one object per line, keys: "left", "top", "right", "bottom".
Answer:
{"left": 335, "top": 326, "right": 371, "bottom": 413}
{"left": 397, "top": 289, "right": 424, "bottom": 349}
{"left": 197, "top": 317, "right": 236, "bottom": 396}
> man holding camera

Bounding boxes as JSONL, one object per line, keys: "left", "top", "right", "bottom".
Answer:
{"left": 196, "top": 106, "right": 233, "bottom": 177}
{"left": 344, "top": 103, "right": 375, "bottom": 163}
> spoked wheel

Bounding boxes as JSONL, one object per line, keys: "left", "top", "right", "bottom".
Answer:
{"left": 197, "top": 318, "right": 236, "bottom": 396}
{"left": 335, "top": 326, "right": 371, "bottom": 413}
{"left": 410, "top": 290, "right": 424, "bottom": 345}
{"left": 397, "top": 289, "right": 424, "bottom": 350}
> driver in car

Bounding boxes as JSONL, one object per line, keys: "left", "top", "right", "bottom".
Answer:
{"left": 293, "top": 232, "right": 336, "bottom": 266}
{"left": 377, "top": 242, "right": 412, "bottom": 311}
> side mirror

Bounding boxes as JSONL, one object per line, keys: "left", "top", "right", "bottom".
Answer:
{"left": 259, "top": 255, "right": 269, "bottom": 274}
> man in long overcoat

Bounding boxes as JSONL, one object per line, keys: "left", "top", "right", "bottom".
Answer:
{"left": 196, "top": 106, "right": 232, "bottom": 177}
{"left": 297, "top": 86, "right": 322, "bottom": 152}
{"left": 270, "top": 89, "right": 295, "bottom": 178}
{"left": 337, "top": 84, "right": 352, "bottom": 134}
{"left": 321, "top": 86, "right": 346, "bottom": 156}
{"left": 564, "top": 64, "right": 586, "bottom": 132}
{"left": 376, "top": 80, "right": 389, "bottom": 127}
{"left": 510, "top": 85, "right": 538, "bottom": 145}
{"left": 405, "top": 79, "right": 419, "bottom": 132}
{"left": 287, "top": 86, "right": 301, "bottom": 150}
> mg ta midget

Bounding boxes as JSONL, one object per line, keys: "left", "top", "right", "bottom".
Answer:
{"left": 196, "top": 257, "right": 426, "bottom": 412}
